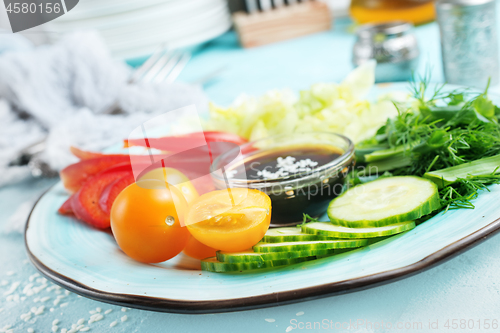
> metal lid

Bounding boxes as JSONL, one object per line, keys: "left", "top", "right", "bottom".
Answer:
{"left": 356, "top": 21, "right": 414, "bottom": 41}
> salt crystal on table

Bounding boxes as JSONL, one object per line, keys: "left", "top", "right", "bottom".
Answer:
{"left": 28, "top": 273, "right": 39, "bottom": 282}
{"left": 3, "top": 281, "right": 20, "bottom": 296}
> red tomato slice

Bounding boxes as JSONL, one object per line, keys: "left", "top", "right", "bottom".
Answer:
{"left": 123, "top": 131, "right": 247, "bottom": 151}
{"left": 60, "top": 157, "right": 131, "bottom": 193}
{"left": 64, "top": 149, "right": 225, "bottom": 196}
{"left": 202, "top": 131, "right": 247, "bottom": 145}
{"left": 99, "top": 174, "right": 135, "bottom": 215}
{"left": 71, "top": 170, "right": 132, "bottom": 229}
{"left": 65, "top": 132, "right": 246, "bottom": 195}
{"left": 70, "top": 146, "right": 130, "bottom": 160}
{"left": 58, "top": 197, "right": 74, "bottom": 215}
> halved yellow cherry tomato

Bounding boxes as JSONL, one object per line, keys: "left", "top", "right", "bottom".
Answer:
{"left": 140, "top": 168, "right": 213, "bottom": 259}
{"left": 183, "top": 236, "right": 217, "bottom": 260}
{"left": 111, "top": 180, "right": 190, "bottom": 263}
{"left": 186, "top": 188, "right": 272, "bottom": 252}
{"left": 139, "top": 167, "right": 199, "bottom": 205}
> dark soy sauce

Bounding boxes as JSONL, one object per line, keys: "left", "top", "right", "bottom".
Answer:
{"left": 233, "top": 144, "right": 354, "bottom": 226}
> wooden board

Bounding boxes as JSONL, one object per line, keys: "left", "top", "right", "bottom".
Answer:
{"left": 233, "top": 2, "right": 332, "bottom": 48}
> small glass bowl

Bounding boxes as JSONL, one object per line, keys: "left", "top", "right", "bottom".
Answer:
{"left": 210, "top": 132, "right": 355, "bottom": 227}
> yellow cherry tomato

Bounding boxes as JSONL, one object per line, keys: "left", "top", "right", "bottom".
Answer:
{"left": 139, "top": 167, "right": 199, "bottom": 205}
{"left": 186, "top": 188, "right": 272, "bottom": 252}
{"left": 182, "top": 236, "right": 217, "bottom": 260}
{"left": 111, "top": 180, "right": 190, "bottom": 263}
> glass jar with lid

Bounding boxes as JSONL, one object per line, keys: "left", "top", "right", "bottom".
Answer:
{"left": 353, "top": 21, "right": 419, "bottom": 82}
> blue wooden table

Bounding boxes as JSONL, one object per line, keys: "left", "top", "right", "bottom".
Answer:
{"left": 2, "top": 18, "right": 500, "bottom": 333}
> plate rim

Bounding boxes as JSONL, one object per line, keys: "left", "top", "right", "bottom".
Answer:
{"left": 25, "top": 184, "right": 500, "bottom": 314}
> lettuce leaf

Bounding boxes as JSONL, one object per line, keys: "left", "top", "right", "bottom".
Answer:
{"left": 204, "top": 62, "right": 398, "bottom": 144}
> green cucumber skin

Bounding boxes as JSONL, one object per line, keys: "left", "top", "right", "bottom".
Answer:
{"left": 201, "top": 257, "right": 314, "bottom": 272}
{"left": 301, "top": 221, "right": 416, "bottom": 239}
{"left": 206, "top": 249, "right": 351, "bottom": 272}
{"left": 316, "top": 248, "right": 354, "bottom": 258}
{"left": 252, "top": 240, "right": 368, "bottom": 253}
{"left": 330, "top": 192, "right": 440, "bottom": 228}
{"left": 216, "top": 248, "right": 341, "bottom": 263}
{"left": 261, "top": 233, "right": 334, "bottom": 243}
{"left": 328, "top": 176, "right": 441, "bottom": 228}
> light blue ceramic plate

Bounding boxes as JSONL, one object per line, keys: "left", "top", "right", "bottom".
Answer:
{"left": 25, "top": 83, "right": 500, "bottom": 314}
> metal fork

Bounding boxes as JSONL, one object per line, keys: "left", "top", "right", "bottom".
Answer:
{"left": 10, "top": 47, "right": 191, "bottom": 177}
{"left": 103, "top": 47, "right": 191, "bottom": 115}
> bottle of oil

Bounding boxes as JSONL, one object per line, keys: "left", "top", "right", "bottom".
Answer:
{"left": 350, "top": 0, "right": 435, "bottom": 25}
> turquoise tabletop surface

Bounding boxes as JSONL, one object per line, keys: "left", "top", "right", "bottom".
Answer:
{"left": 2, "top": 17, "right": 500, "bottom": 333}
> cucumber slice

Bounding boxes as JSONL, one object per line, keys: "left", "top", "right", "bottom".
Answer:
{"left": 253, "top": 239, "right": 368, "bottom": 253}
{"left": 216, "top": 248, "right": 341, "bottom": 263}
{"left": 262, "top": 227, "right": 334, "bottom": 243}
{"left": 201, "top": 257, "right": 314, "bottom": 272}
{"left": 328, "top": 176, "right": 440, "bottom": 228}
{"left": 302, "top": 221, "right": 415, "bottom": 239}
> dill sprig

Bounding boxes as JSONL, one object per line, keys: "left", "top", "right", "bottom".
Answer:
{"left": 299, "top": 214, "right": 321, "bottom": 226}
{"left": 356, "top": 75, "right": 500, "bottom": 211}
{"left": 440, "top": 174, "right": 500, "bottom": 212}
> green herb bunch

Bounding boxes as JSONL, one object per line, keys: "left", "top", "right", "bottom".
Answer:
{"left": 354, "top": 77, "right": 500, "bottom": 211}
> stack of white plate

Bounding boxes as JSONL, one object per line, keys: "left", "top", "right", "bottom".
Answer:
{"left": 46, "top": 0, "right": 232, "bottom": 59}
